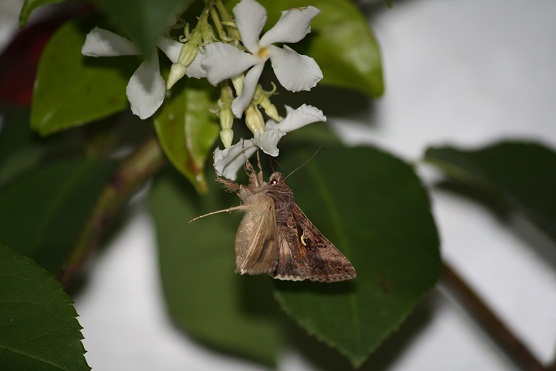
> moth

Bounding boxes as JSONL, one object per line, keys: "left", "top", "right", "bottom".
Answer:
{"left": 191, "top": 157, "right": 356, "bottom": 282}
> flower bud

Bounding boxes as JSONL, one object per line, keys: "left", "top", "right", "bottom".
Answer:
{"left": 260, "top": 95, "right": 280, "bottom": 122}
{"left": 252, "top": 85, "right": 280, "bottom": 122}
{"left": 166, "top": 63, "right": 186, "bottom": 89}
{"left": 244, "top": 104, "right": 265, "bottom": 135}
{"left": 220, "top": 129, "right": 234, "bottom": 148}
{"left": 166, "top": 30, "right": 202, "bottom": 89}
{"left": 231, "top": 74, "right": 245, "bottom": 96}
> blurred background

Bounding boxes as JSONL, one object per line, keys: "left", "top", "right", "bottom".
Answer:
{"left": 1, "top": 0, "right": 556, "bottom": 369}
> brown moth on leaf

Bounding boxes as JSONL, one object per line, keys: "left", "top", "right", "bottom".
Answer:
{"left": 190, "top": 157, "right": 356, "bottom": 282}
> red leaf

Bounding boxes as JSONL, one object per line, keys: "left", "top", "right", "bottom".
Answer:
{"left": 0, "top": 6, "right": 91, "bottom": 106}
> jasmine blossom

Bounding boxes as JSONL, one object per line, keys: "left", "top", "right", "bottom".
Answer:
{"left": 202, "top": 0, "right": 322, "bottom": 118}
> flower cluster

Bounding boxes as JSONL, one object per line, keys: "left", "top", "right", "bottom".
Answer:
{"left": 81, "top": 0, "right": 326, "bottom": 180}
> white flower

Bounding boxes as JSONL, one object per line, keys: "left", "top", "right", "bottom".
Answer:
{"left": 214, "top": 104, "right": 326, "bottom": 179}
{"left": 202, "top": 0, "right": 323, "bottom": 118}
{"left": 214, "top": 140, "right": 258, "bottom": 180}
{"left": 81, "top": 27, "right": 204, "bottom": 119}
{"left": 254, "top": 104, "right": 326, "bottom": 156}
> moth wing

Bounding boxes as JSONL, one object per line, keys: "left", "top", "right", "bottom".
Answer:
{"left": 235, "top": 193, "right": 278, "bottom": 275}
{"left": 274, "top": 203, "right": 356, "bottom": 282}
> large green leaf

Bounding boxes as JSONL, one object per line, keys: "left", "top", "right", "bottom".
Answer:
{"left": 31, "top": 19, "right": 134, "bottom": 136}
{"left": 425, "top": 141, "right": 556, "bottom": 243}
{"left": 0, "top": 108, "right": 75, "bottom": 189}
{"left": 274, "top": 146, "right": 440, "bottom": 367}
{"left": 0, "top": 243, "right": 89, "bottom": 370}
{"left": 0, "top": 158, "right": 116, "bottom": 273}
{"left": 94, "top": 0, "right": 195, "bottom": 56}
{"left": 153, "top": 81, "right": 219, "bottom": 193}
{"left": 19, "top": 0, "right": 66, "bottom": 27}
{"left": 149, "top": 170, "right": 283, "bottom": 366}
{"left": 0, "top": 109, "right": 44, "bottom": 187}
{"left": 254, "top": 0, "right": 384, "bottom": 97}
{"left": 150, "top": 145, "right": 439, "bottom": 367}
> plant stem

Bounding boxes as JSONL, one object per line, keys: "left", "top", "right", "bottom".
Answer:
{"left": 441, "top": 261, "right": 547, "bottom": 371}
{"left": 62, "top": 137, "right": 166, "bottom": 284}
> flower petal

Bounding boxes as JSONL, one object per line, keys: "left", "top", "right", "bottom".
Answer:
{"left": 203, "top": 42, "right": 258, "bottom": 85}
{"left": 82, "top": 27, "right": 139, "bottom": 57}
{"left": 185, "top": 53, "right": 206, "bottom": 79}
{"left": 234, "top": 0, "right": 267, "bottom": 54}
{"left": 156, "top": 37, "right": 183, "bottom": 63}
{"left": 252, "top": 128, "right": 285, "bottom": 157}
{"left": 126, "top": 57, "right": 166, "bottom": 119}
{"left": 276, "top": 104, "right": 326, "bottom": 133}
{"left": 269, "top": 45, "right": 322, "bottom": 92}
{"left": 214, "top": 140, "right": 257, "bottom": 180}
{"left": 259, "top": 6, "right": 320, "bottom": 46}
{"left": 231, "top": 62, "right": 265, "bottom": 118}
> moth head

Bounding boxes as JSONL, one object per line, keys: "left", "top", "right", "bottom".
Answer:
{"left": 269, "top": 172, "right": 284, "bottom": 185}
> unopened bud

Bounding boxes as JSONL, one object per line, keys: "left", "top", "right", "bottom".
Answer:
{"left": 244, "top": 104, "right": 265, "bottom": 135}
{"left": 166, "top": 63, "right": 186, "bottom": 90}
{"left": 220, "top": 129, "right": 234, "bottom": 148}
{"left": 218, "top": 85, "right": 234, "bottom": 132}
{"left": 177, "top": 39, "right": 199, "bottom": 66}
{"left": 252, "top": 84, "right": 280, "bottom": 122}
{"left": 231, "top": 74, "right": 245, "bottom": 96}
{"left": 260, "top": 95, "right": 280, "bottom": 122}
{"left": 219, "top": 105, "right": 234, "bottom": 130}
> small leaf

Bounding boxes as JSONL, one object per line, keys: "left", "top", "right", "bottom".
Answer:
{"left": 153, "top": 81, "right": 219, "bottom": 193}
{"left": 274, "top": 146, "right": 440, "bottom": 367}
{"left": 31, "top": 18, "right": 135, "bottom": 135}
{"left": 19, "top": 0, "right": 66, "bottom": 27}
{"left": 149, "top": 170, "right": 283, "bottom": 366}
{"left": 94, "top": 0, "right": 195, "bottom": 56}
{"left": 0, "top": 243, "right": 89, "bottom": 370}
{"left": 257, "top": 0, "right": 384, "bottom": 97}
{"left": 0, "top": 158, "right": 117, "bottom": 273}
{"left": 425, "top": 141, "right": 556, "bottom": 243}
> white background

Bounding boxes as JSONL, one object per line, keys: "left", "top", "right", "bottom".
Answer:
{"left": 2, "top": 0, "right": 556, "bottom": 370}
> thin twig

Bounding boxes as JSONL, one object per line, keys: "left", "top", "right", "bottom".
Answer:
{"left": 62, "top": 137, "right": 166, "bottom": 284}
{"left": 441, "top": 261, "right": 546, "bottom": 371}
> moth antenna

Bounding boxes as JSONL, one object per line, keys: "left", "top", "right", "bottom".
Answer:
{"left": 188, "top": 205, "right": 248, "bottom": 223}
{"left": 284, "top": 146, "right": 322, "bottom": 180}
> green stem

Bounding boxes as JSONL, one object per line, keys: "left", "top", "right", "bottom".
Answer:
{"left": 62, "top": 137, "right": 166, "bottom": 284}
{"left": 441, "top": 261, "right": 547, "bottom": 371}
{"left": 213, "top": 0, "right": 241, "bottom": 41}
{"left": 209, "top": 5, "right": 226, "bottom": 41}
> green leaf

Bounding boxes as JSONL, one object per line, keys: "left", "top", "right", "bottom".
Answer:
{"left": 31, "top": 18, "right": 134, "bottom": 136}
{"left": 425, "top": 141, "right": 556, "bottom": 243}
{"left": 256, "top": 0, "right": 384, "bottom": 97}
{"left": 0, "top": 243, "right": 89, "bottom": 370}
{"left": 274, "top": 146, "right": 440, "bottom": 367}
{"left": 94, "top": 0, "right": 195, "bottom": 56}
{"left": 149, "top": 169, "right": 283, "bottom": 366}
{"left": 282, "top": 120, "right": 342, "bottom": 148}
{"left": 19, "top": 0, "right": 66, "bottom": 27}
{"left": 153, "top": 81, "right": 219, "bottom": 194}
{"left": 0, "top": 158, "right": 117, "bottom": 273}
{"left": 0, "top": 108, "right": 62, "bottom": 188}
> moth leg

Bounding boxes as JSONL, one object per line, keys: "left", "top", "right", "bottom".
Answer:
{"left": 217, "top": 177, "right": 240, "bottom": 193}
{"left": 256, "top": 150, "right": 264, "bottom": 177}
